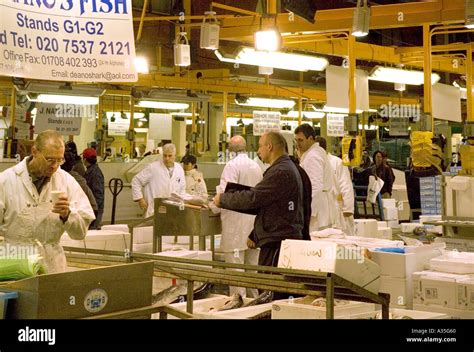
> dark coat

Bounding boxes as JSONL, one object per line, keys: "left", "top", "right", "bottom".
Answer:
{"left": 85, "top": 163, "right": 104, "bottom": 210}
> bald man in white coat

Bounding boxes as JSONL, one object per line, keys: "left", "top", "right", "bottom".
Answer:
{"left": 217, "top": 136, "right": 263, "bottom": 298}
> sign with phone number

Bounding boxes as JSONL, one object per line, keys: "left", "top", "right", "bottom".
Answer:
{"left": 0, "top": 0, "right": 137, "bottom": 82}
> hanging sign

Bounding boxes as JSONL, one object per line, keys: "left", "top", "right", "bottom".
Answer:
{"left": 327, "top": 114, "right": 345, "bottom": 137}
{"left": 253, "top": 111, "right": 281, "bottom": 136}
{"left": 0, "top": 0, "right": 137, "bottom": 82}
{"left": 34, "top": 103, "right": 84, "bottom": 135}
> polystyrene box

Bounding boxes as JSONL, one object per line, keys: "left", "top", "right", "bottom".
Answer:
{"left": 400, "top": 223, "right": 423, "bottom": 233}
{"left": 382, "top": 199, "right": 397, "bottom": 208}
{"left": 278, "top": 240, "right": 381, "bottom": 294}
{"left": 61, "top": 230, "right": 130, "bottom": 251}
{"left": 430, "top": 251, "right": 474, "bottom": 274}
{"left": 387, "top": 220, "right": 400, "bottom": 229}
{"left": 369, "top": 251, "right": 417, "bottom": 278}
{"left": 153, "top": 294, "right": 272, "bottom": 320}
{"left": 345, "top": 308, "right": 449, "bottom": 319}
{"left": 271, "top": 296, "right": 376, "bottom": 319}
{"left": 376, "top": 227, "right": 392, "bottom": 240}
{"left": 100, "top": 224, "right": 129, "bottom": 233}
{"left": 379, "top": 275, "right": 412, "bottom": 308}
{"left": 383, "top": 207, "right": 399, "bottom": 221}
{"left": 354, "top": 219, "right": 378, "bottom": 237}
{"left": 377, "top": 221, "right": 388, "bottom": 229}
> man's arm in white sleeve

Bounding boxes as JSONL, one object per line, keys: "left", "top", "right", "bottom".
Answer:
{"left": 303, "top": 153, "right": 324, "bottom": 216}
{"left": 131, "top": 165, "right": 153, "bottom": 201}
{"left": 339, "top": 163, "right": 355, "bottom": 214}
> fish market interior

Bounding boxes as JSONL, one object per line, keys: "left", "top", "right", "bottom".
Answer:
{"left": 1, "top": 0, "right": 474, "bottom": 322}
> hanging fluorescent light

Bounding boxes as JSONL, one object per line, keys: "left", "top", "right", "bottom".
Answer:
{"left": 286, "top": 110, "right": 325, "bottom": 119}
{"left": 134, "top": 57, "right": 149, "bottom": 74}
{"left": 466, "top": 0, "right": 474, "bottom": 28}
{"left": 255, "top": 28, "right": 281, "bottom": 52}
{"left": 235, "top": 96, "right": 295, "bottom": 109}
{"left": 170, "top": 112, "right": 200, "bottom": 117}
{"left": 352, "top": 0, "right": 370, "bottom": 37}
{"left": 369, "top": 66, "right": 440, "bottom": 85}
{"left": 28, "top": 94, "right": 99, "bottom": 105}
{"left": 136, "top": 101, "right": 189, "bottom": 110}
{"left": 258, "top": 66, "right": 273, "bottom": 75}
{"left": 200, "top": 11, "right": 220, "bottom": 49}
{"left": 215, "top": 47, "right": 328, "bottom": 72}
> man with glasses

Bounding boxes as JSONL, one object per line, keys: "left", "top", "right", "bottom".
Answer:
{"left": 0, "top": 130, "right": 95, "bottom": 273}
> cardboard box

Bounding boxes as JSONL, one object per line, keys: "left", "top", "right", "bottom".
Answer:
{"left": 271, "top": 296, "right": 375, "bottom": 319}
{"left": 278, "top": 240, "right": 381, "bottom": 294}
{"left": 457, "top": 279, "right": 474, "bottom": 311}
{"left": 430, "top": 251, "right": 474, "bottom": 274}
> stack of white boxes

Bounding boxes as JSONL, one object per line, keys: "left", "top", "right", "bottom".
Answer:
{"left": 61, "top": 229, "right": 131, "bottom": 251}
{"left": 370, "top": 243, "right": 445, "bottom": 309}
{"left": 354, "top": 219, "right": 378, "bottom": 238}
{"left": 382, "top": 199, "right": 399, "bottom": 229}
{"left": 413, "top": 251, "right": 474, "bottom": 318}
{"left": 376, "top": 220, "right": 392, "bottom": 240}
{"left": 391, "top": 185, "right": 411, "bottom": 221}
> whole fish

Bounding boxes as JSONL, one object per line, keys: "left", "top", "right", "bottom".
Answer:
{"left": 192, "top": 282, "right": 213, "bottom": 301}
{"left": 215, "top": 293, "right": 243, "bottom": 312}
{"left": 152, "top": 284, "right": 188, "bottom": 305}
{"left": 243, "top": 290, "right": 274, "bottom": 307}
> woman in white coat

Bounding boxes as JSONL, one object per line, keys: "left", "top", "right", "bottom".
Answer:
{"left": 0, "top": 131, "right": 95, "bottom": 273}
{"left": 295, "top": 124, "right": 336, "bottom": 231}
{"left": 131, "top": 143, "right": 186, "bottom": 218}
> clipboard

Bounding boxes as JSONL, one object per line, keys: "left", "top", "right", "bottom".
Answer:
{"left": 223, "top": 182, "right": 257, "bottom": 215}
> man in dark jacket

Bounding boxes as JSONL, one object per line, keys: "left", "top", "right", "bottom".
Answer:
{"left": 214, "top": 131, "right": 306, "bottom": 267}
{"left": 83, "top": 148, "right": 104, "bottom": 229}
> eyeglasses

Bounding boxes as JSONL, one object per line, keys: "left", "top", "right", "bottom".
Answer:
{"left": 39, "top": 151, "right": 65, "bottom": 166}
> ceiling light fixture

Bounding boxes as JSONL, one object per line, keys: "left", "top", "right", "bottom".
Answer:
{"left": 134, "top": 57, "right": 149, "bottom": 74}
{"left": 286, "top": 110, "right": 325, "bottom": 119}
{"left": 215, "top": 47, "right": 329, "bottom": 72}
{"left": 369, "top": 66, "right": 440, "bottom": 85}
{"left": 394, "top": 83, "right": 406, "bottom": 92}
{"left": 352, "top": 0, "right": 370, "bottom": 37}
{"left": 136, "top": 101, "right": 189, "bottom": 110}
{"left": 255, "top": 28, "right": 281, "bottom": 52}
{"left": 235, "top": 96, "right": 295, "bottom": 109}
{"left": 27, "top": 94, "right": 99, "bottom": 105}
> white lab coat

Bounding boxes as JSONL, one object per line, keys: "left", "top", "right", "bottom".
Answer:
{"left": 0, "top": 159, "right": 95, "bottom": 273}
{"left": 300, "top": 143, "right": 336, "bottom": 231}
{"left": 185, "top": 169, "right": 208, "bottom": 196}
{"left": 131, "top": 160, "right": 186, "bottom": 217}
{"left": 217, "top": 153, "right": 263, "bottom": 252}
{"left": 328, "top": 153, "right": 355, "bottom": 236}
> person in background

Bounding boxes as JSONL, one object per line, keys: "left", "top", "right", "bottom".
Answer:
{"left": 371, "top": 150, "right": 395, "bottom": 198}
{"left": 316, "top": 137, "right": 355, "bottom": 236}
{"left": 131, "top": 143, "right": 186, "bottom": 218}
{"left": 216, "top": 135, "right": 263, "bottom": 298}
{"left": 102, "top": 148, "right": 113, "bottom": 162}
{"left": 62, "top": 151, "right": 98, "bottom": 214}
{"left": 181, "top": 154, "right": 208, "bottom": 196}
{"left": 65, "top": 141, "right": 86, "bottom": 176}
{"left": 213, "top": 132, "right": 305, "bottom": 270}
{"left": 0, "top": 130, "right": 95, "bottom": 273}
{"left": 138, "top": 144, "right": 147, "bottom": 158}
{"left": 294, "top": 124, "right": 335, "bottom": 231}
{"left": 83, "top": 148, "right": 105, "bottom": 229}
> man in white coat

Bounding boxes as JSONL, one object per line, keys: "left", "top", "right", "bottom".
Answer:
{"left": 0, "top": 130, "right": 95, "bottom": 273}
{"left": 132, "top": 143, "right": 186, "bottom": 218}
{"left": 217, "top": 135, "right": 263, "bottom": 298}
{"left": 294, "top": 124, "right": 335, "bottom": 231}
{"left": 316, "top": 137, "right": 355, "bottom": 236}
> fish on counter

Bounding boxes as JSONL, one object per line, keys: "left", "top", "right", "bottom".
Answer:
{"left": 208, "top": 293, "right": 243, "bottom": 313}
{"left": 152, "top": 281, "right": 212, "bottom": 305}
{"left": 243, "top": 290, "right": 273, "bottom": 307}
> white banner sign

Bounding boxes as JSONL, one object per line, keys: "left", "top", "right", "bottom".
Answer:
{"left": 327, "top": 114, "right": 345, "bottom": 137}
{"left": 108, "top": 117, "right": 130, "bottom": 136}
{"left": 253, "top": 111, "right": 281, "bottom": 136}
{"left": 35, "top": 103, "right": 83, "bottom": 135}
{"left": 0, "top": 0, "right": 137, "bottom": 82}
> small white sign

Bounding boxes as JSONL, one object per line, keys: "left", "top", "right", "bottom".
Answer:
{"left": 108, "top": 117, "right": 130, "bottom": 136}
{"left": 253, "top": 111, "right": 281, "bottom": 136}
{"left": 15, "top": 120, "right": 30, "bottom": 140}
{"left": 35, "top": 103, "right": 82, "bottom": 136}
{"left": 389, "top": 117, "right": 409, "bottom": 136}
{"left": 149, "top": 113, "right": 172, "bottom": 141}
{"left": 327, "top": 114, "right": 345, "bottom": 137}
